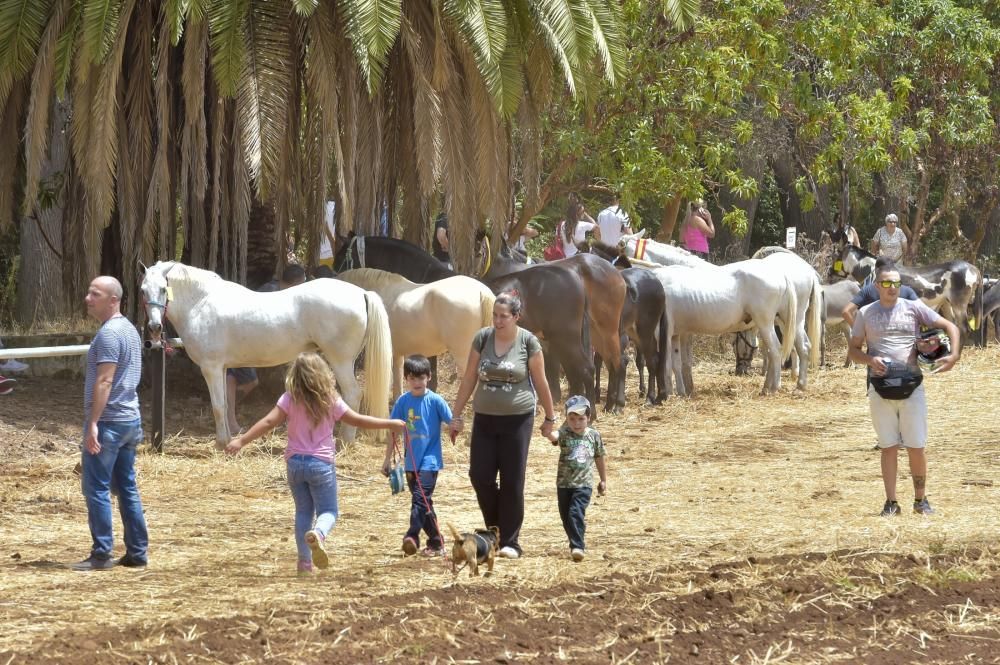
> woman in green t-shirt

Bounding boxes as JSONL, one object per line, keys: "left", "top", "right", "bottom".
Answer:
{"left": 450, "top": 292, "right": 557, "bottom": 559}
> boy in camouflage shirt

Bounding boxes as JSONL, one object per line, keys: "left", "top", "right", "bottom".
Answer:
{"left": 546, "top": 395, "right": 607, "bottom": 561}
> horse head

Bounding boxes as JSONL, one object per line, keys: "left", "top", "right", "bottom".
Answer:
{"left": 139, "top": 261, "right": 177, "bottom": 343}
{"left": 832, "top": 245, "right": 876, "bottom": 283}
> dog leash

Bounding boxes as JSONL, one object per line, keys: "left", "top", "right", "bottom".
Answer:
{"left": 393, "top": 430, "right": 450, "bottom": 562}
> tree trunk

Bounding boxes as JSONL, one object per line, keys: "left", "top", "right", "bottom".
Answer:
{"left": 245, "top": 200, "right": 278, "bottom": 289}
{"left": 16, "top": 99, "right": 72, "bottom": 325}
{"left": 655, "top": 194, "right": 683, "bottom": 243}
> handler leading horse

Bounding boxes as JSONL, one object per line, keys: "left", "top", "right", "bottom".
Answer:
{"left": 141, "top": 261, "right": 393, "bottom": 447}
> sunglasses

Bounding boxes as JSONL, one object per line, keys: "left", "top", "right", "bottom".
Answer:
{"left": 878, "top": 280, "right": 902, "bottom": 288}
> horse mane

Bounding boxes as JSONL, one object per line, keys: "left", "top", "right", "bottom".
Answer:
{"left": 338, "top": 267, "right": 416, "bottom": 298}
{"left": 752, "top": 246, "right": 794, "bottom": 260}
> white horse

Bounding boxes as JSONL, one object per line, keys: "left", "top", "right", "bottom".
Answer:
{"left": 336, "top": 268, "right": 495, "bottom": 396}
{"left": 652, "top": 263, "right": 797, "bottom": 396}
{"left": 619, "top": 232, "right": 822, "bottom": 390}
{"left": 140, "top": 262, "right": 392, "bottom": 447}
{"left": 749, "top": 247, "right": 824, "bottom": 388}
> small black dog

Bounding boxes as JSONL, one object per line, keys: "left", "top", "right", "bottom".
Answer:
{"left": 447, "top": 524, "right": 499, "bottom": 577}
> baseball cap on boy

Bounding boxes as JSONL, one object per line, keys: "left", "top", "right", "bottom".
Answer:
{"left": 565, "top": 395, "right": 591, "bottom": 415}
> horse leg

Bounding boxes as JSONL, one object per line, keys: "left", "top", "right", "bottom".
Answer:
{"left": 594, "top": 352, "right": 603, "bottom": 403}
{"left": 669, "top": 335, "right": 687, "bottom": 397}
{"left": 200, "top": 365, "right": 230, "bottom": 449}
{"left": 615, "top": 333, "right": 628, "bottom": 410}
{"left": 793, "top": 321, "right": 809, "bottom": 390}
{"left": 634, "top": 344, "right": 646, "bottom": 399}
{"left": 681, "top": 335, "right": 694, "bottom": 396}
{"left": 392, "top": 355, "right": 404, "bottom": 407}
{"left": 758, "top": 325, "right": 782, "bottom": 394}
{"left": 840, "top": 323, "right": 853, "bottom": 367}
{"left": 330, "top": 360, "right": 361, "bottom": 444}
{"left": 541, "top": 341, "right": 563, "bottom": 404}
{"left": 428, "top": 356, "right": 439, "bottom": 392}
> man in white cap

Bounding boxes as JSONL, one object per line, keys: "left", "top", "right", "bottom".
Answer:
{"left": 871, "top": 213, "right": 908, "bottom": 263}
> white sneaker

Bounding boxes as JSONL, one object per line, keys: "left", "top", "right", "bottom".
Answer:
{"left": 571, "top": 548, "right": 585, "bottom": 562}
{"left": 498, "top": 546, "right": 520, "bottom": 559}
{"left": 0, "top": 359, "right": 28, "bottom": 374}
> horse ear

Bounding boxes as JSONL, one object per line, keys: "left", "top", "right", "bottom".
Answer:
{"left": 138, "top": 260, "right": 148, "bottom": 274}
{"left": 634, "top": 228, "right": 647, "bottom": 239}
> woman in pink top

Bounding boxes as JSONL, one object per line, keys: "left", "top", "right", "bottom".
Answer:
{"left": 681, "top": 200, "right": 715, "bottom": 258}
{"left": 227, "top": 353, "right": 406, "bottom": 574}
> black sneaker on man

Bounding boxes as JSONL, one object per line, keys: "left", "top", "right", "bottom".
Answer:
{"left": 71, "top": 555, "right": 116, "bottom": 571}
{"left": 879, "top": 500, "right": 901, "bottom": 517}
{"left": 913, "top": 497, "right": 934, "bottom": 515}
{"left": 117, "top": 554, "right": 147, "bottom": 568}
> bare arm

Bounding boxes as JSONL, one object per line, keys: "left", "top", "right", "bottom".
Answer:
{"left": 841, "top": 302, "right": 859, "bottom": 327}
{"left": 847, "top": 334, "right": 887, "bottom": 376}
{"left": 595, "top": 456, "right": 608, "bottom": 495}
{"left": 339, "top": 408, "right": 406, "bottom": 434}
{"left": 528, "top": 350, "right": 557, "bottom": 439}
{"left": 85, "top": 363, "right": 117, "bottom": 454}
{"left": 929, "top": 316, "right": 961, "bottom": 373}
{"left": 450, "top": 347, "right": 481, "bottom": 435}
{"left": 225, "top": 406, "right": 287, "bottom": 455}
{"left": 524, "top": 226, "right": 539, "bottom": 239}
{"left": 436, "top": 227, "right": 449, "bottom": 252}
{"left": 691, "top": 213, "right": 715, "bottom": 238}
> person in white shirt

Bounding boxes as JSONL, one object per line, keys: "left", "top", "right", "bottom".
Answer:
{"left": 560, "top": 195, "right": 601, "bottom": 258}
{"left": 596, "top": 192, "right": 631, "bottom": 246}
{"left": 317, "top": 201, "right": 337, "bottom": 269}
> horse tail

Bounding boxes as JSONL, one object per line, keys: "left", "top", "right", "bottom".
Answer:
{"left": 807, "top": 275, "right": 823, "bottom": 368}
{"left": 360, "top": 291, "right": 392, "bottom": 420}
{"left": 779, "top": 275, "right": 797, "bottom": 363}
{"left": 480, "top": 289, "right": 496, "bottom": 329}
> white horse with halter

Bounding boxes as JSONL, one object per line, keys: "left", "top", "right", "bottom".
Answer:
{"left": 141, "top": 261, "right": 393, "bottom": 447}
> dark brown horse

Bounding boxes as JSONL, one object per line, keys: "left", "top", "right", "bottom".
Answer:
{"left": 582, "top": 240, "right": 668, "bottom": 406}
{"left": 485, "top": 252, "right": 627, "bottom": 413}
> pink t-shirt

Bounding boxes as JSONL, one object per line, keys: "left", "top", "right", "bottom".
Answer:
{"left": 277, "top": 392, "right": 349, "bottom": 463}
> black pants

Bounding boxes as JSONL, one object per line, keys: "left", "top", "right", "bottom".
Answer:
{"left": 469, "top": 412, "right": 533, "bottom": 553}
{"left": 557, "top": 487, "right": 592, "bottom": 551}
{"left": 405, "top": 470, "right": 440, "bottom": 548}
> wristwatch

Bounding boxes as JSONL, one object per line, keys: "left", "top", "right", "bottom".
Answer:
{"left": 544, "top": 416, "right": 556, "bottom": 423}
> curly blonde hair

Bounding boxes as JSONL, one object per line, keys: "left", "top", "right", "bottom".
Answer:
{"left": 285, "top": 352, "right": 339, "bottom": 427}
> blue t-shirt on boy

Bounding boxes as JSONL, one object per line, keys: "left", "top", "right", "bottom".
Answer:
{"left": 390, "top": 390, "right": 453, "bottom": 472}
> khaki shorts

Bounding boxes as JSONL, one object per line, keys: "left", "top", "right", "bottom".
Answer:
{"left": 867, "top": 384, "right": 927, "bottom": 449}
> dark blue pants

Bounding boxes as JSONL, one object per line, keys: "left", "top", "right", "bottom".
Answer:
{"left": 469, "top": 412, "right": 534, "bottom": 554}
{"left": 557, "top": 487, "right": 592, "bottom": 551}
{"left": 405, "top": 470, "right": 440, "bottom": 548}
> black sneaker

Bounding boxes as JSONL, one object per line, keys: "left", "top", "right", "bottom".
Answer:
{"left": 880, "top": 500, "right": 901, "bottom": 517}
{"left": 117, "top": 554, "right": 147, "bottom": 568}
{"left": 71, "top": 555, "right": 116, "bottom": 571}
{"left": 913, "top": 497, "right": 934, "bottom": 515}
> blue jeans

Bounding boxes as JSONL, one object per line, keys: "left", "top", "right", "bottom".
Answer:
{"left": 81, "top": 419, "right": 148, "bottom": 561}
{"left": 405, "top": 471, "right": 440, "bottom": 548}
{"left": 557, "top": 487, "right": 592, "bottom": 551}
{"left": 287, "top": 455, "right": 339, "bottom": 562}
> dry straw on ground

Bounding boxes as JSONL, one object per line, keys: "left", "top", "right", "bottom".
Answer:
{"left": 1, "top": 339, "right": 998, "bottom": 663}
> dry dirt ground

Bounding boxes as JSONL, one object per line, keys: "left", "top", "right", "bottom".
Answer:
{"left": 1, "top": 342, "right": 998, "bottom": 664}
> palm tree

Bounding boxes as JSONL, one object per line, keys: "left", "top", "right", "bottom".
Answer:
{"left": 0, "top": 0, "right": 633, "bottom": 323}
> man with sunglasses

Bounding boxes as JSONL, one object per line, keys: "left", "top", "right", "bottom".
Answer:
{"left": 840, "top": 257, "right": 919, "bottom": 328}
{"left": 847, "top": 261, "right": 960, "bottom": 517}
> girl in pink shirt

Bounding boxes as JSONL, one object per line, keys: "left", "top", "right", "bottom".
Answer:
{"left": 227, "top": 353, "right": 406, "bottom": 574}
{"left": 681, "top": 201, "right": 715, "bottom": 257}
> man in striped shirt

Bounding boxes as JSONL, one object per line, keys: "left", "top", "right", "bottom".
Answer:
{"left": 74, "top": 276, "right": 148, "bottom": 571}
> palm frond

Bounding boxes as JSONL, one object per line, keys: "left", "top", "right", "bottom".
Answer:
{"left": 583, "top": 0, "right": 623, "bottom": 85}
{"left": 292, "top": 0, "right": 319, "bottom": 17}
{"left": 208, "top": 0, "right": 247, "bottom": 97}
{"left": 234, "top": 0, "right": 292, "bottom": 197}
{"left": 662, "top": 0, "right": 698, "bottom": 32}
{"left": 143, "top": 5, "right": 175, "bottom": 263}
{"left": 182, "top": 17, "right": 209, "bottom": 264}
{"left": 524, "top": 0, "right": 577, "bottom": 95}
{"left": 52, "top": 0, "right": 79, "bottom": 99}
{"left": 442, "top": 0, "right": 508, "bottom": 110}
{"left": 22, "top": 0, "right": 71, "bottom": 213}
{"left": 337, "top": 0, "right": 402, "bottom": 92}
{"left": 0, "top": 80, "right": 27, "bottom": 232}
{"left": 81, "top": 0, "right": 121, "bottom": 63}
{"left": 0, "top": 0, "right": 55, "bottom": 79}
{"left": 78, "top": 0, "right": 135, "bottom": 232}
{"left": 400, "top": 3, "right": 441, "bottom": 195}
